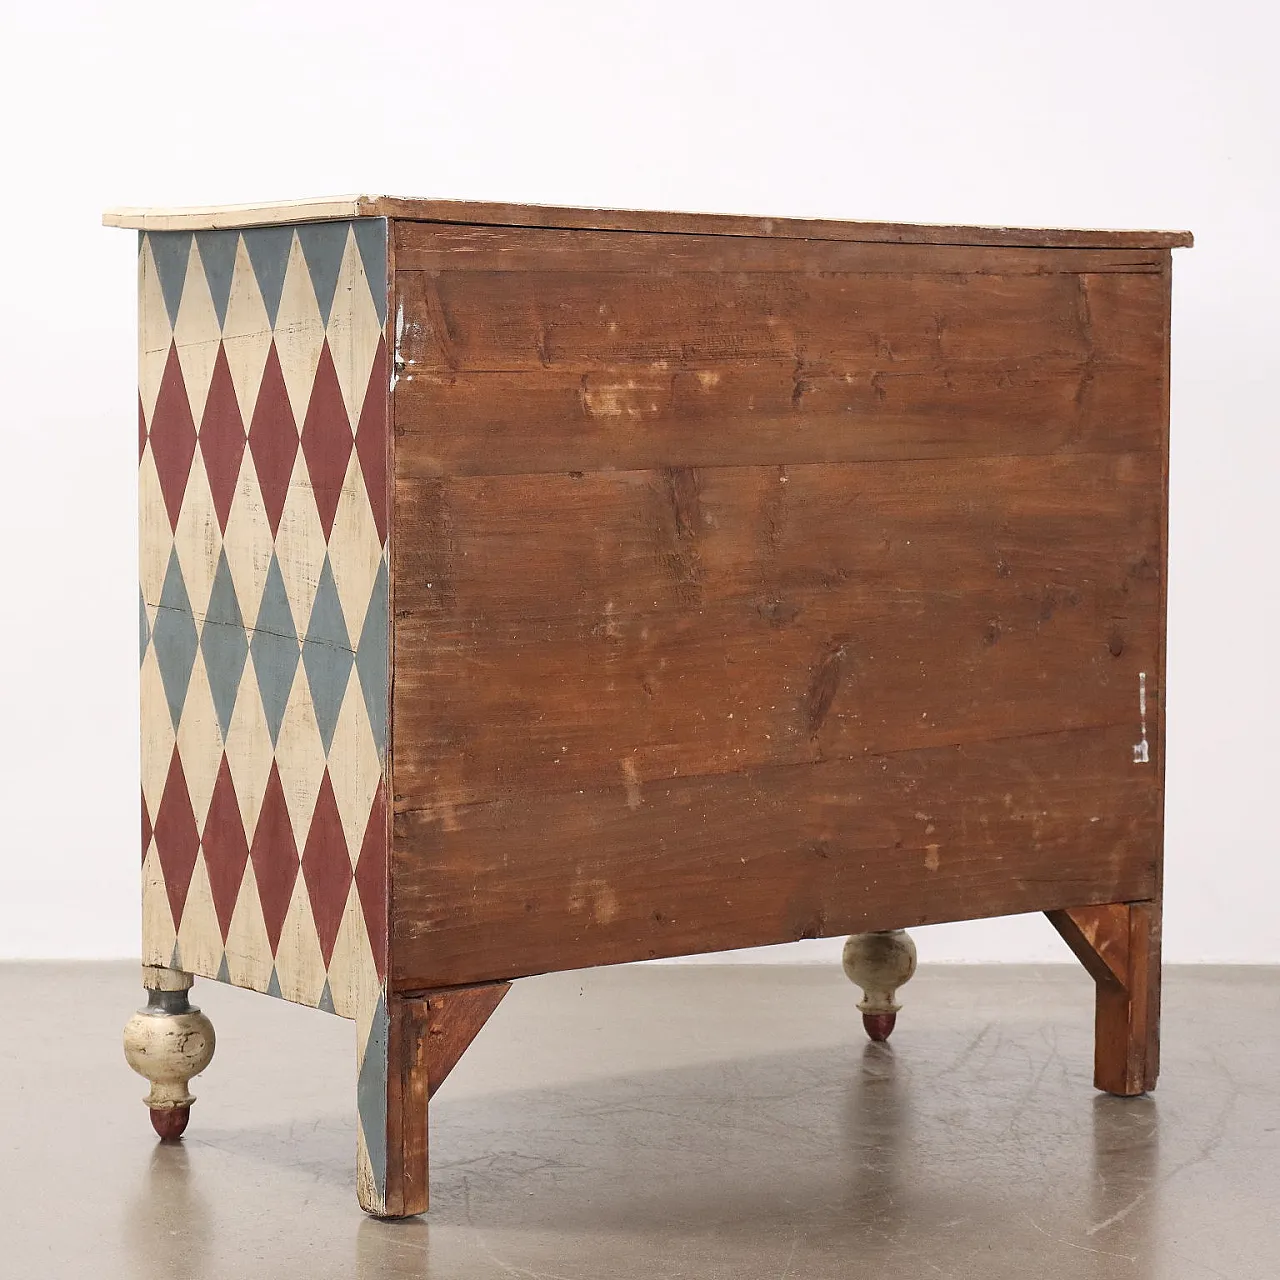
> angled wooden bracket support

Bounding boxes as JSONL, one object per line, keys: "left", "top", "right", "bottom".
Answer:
{"left": 1045, "top": 903, "right": 1160, "bottom": 1097}
{"left": 375, "top": 981, "right": 510, "bottom": 1218}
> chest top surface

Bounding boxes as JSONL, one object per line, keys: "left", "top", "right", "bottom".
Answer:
{"left": 103, "top": 194, "right": 1192, "bottom": 249}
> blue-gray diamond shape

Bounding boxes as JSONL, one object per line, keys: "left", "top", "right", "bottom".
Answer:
{"left": 356, "top": 992, "right": 389, "bottom": 1201}
{"left": 242, "top": 226, "right": 295, "bottom": 329}
{"left": 151, "top": 548, "right": 199, "bottom": 730}
{"left": 146, "top": 231, "right": 193, "bottom": 328}
{"left": 195, "top": 229, "right": 241, "bottom": 330}
{"left": 297, "top": 221, "right": 351, "bottom": 327}
{"left": 303, "top": 556, "right": 354, "bottom": 755}
{"left": 250, "top": 554, "right": 300, "bottom": 747}
{"left": 352, "top": 219, "right": 388, "bottom": 326}
{"left": 201, "top": 549, "right": 250, "bottom": 740}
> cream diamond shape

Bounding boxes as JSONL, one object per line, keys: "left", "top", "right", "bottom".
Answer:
{"left": 138, "top": 236, "right": 173, "bottom": 429}
{"left": 175, "top": 651, "right": 224, "bottom": 832}
{"left": 224, "top": 862, "right": 273, "bottom": 993}
{"left": 328, "top": 452, "right": 384, "bottom": 642}
{"left": 176, "top": 853, "right": 224, "bottom": 980}
{"left": 172, "top": 238, "right": 222, "bottom": 424}
{"left": 138, "top": 442, "right": 172, "bottom": 608}
{"left": 275, "top": 669, "right": 327, "bottom": 849}
{"left": 326, "top": 674, "right": 382, "bottom": 865}
{"left": 222, "top": 653, "right": 274, "bottom": 843}
{"left": 142, "top": 844, "right": 178, "bottom": 968}
{"left": 353, "top": 979, "right": 383, "bottom": 1066}
{"left": 275, "top": 452, "right": 327, "bottom": 637}
{"left": 221, "top": 450, "right": 274, "bottom": 632}
{"left": 274, "top": 233, "right": 326, "bottom": 425}
{"left": 173, "top": 451, "right": 222, "bottom": 620}
{"left": 356, "top": 1132, "right": 379, "bottom": 1218}
{"left": 325, "top": 883, "right": 377, "bottom": 1020}
{"left": 274, "top": 875, "right": 329, "bottom": 1007}
{"left": 140, "top": 644, "right": 177, "bottom": 821}
{"left": 326, "top": 227, "right": 384, "bottom": 427}
{"left": 221, "top": 234, "right": 273, "bottom": 422}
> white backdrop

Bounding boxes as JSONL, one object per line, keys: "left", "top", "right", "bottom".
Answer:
{"left": 1, "top": 0, "right": 1275, "bottom": 963}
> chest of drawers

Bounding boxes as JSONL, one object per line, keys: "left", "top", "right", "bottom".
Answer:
{"left": 110, "top": 196, "right": 1189, "bottom": 1215}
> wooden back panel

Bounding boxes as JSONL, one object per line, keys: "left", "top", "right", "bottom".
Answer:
{"left": 388, "top": 222, "right": 1169, "bottom": 989}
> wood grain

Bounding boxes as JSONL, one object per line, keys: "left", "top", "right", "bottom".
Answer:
{"left": 394, "top": 360, "right": 1163, "bottom": 478}
{"left": 381, "top": 994, "right": 429, "bottom": 1218}
{"left": 393, "top": 224, "right": 1171, "bottom": 275}
{"left": 392, "top": 234, "right": 1168, "bottom": 478}
{"left": 1046, "top": 902, "right": 1160, "bottom": 1095}
{"left": 393, "top": 724, "right": 1160, "bottom": 988}
{"left": 377, "top": 983, "right": 509, "bottom": 1216}
{"left": 387, "top": 223, "right": 1170, "bottom": 992}
{"left": 423, "top": 983, "right": 510, "bottom": 1098}
{"left": 391, "top": 453, "right": 1161, "bottom": 809}
{"left": 394, "top": 264, "right": 1165, "bottom": 373}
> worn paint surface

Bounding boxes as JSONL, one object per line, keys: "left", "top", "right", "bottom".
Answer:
{"left": 136, "top": 218, "right": 393, "bottom": 1204}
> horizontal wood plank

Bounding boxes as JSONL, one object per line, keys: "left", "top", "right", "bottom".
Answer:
{"left": 391, "top": 724, "right": 1160, "bottom": 987}
{"left": 392, "top": 454, "right": 1161, "bottom": 808}
{"left": 393, "top": 224, "right": 1169, "bottom": 274}
{"left": 395, "top": 267, "right": 1165, "bottom": 373}
{"left": 395, "top": 359, "right": 1163, "bottom": 477}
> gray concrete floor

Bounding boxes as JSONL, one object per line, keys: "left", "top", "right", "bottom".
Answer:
{"left": 0, "top": 962, "right": 1275, "bottom": 1279}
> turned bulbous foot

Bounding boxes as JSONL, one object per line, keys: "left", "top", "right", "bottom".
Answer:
{"left": 123, "top": 966, "right": 215, "bottom": 1140}
{"left": 843, "top": 930, "right": 917, "bottom": 1043}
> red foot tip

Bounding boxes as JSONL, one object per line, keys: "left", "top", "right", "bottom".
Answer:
{"left": 862, "top": 1012, "right": 897, "bottom": 1042}
{"left": 149, "top": 1106, "right": 190, "bottom": 1141}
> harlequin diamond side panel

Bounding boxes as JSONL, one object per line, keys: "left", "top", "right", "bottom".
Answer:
{"left": 137, "top": 219, "right": 391, "bottom": 1030}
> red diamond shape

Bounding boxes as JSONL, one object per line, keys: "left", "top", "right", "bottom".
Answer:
{"left": 300, "top": 341, "right": 353, "bottom": 541}
{"left": 248, "top": 343, "right": 299, "bottom": 539}
{"left": 199, "top": 344, "right": 246, "bottom": 534}
{"left": 202, "top": 754, "right": 250, "bottom": 943}
{"left": 149, "top": 343, "right": 198, "bottom": 532}
{"left": 153, "top": 746, "right": 200, "bottom": 930}
{"left": 138, "top": 394, "right": 147, "bottom": 463}
{"left": 354, "top": 780, "right": 387, "bottom": 981}
{"left": 300, "top": 771, "right": 353, "bottom": 968}
{"left": 141, "top": 786, "right": 153, "bottom": 864}
{"left": 250, "top": 761, "right": 299, "bottom": 955}
{"left": 354, "top": 337, "right": 389, "bottom": 545}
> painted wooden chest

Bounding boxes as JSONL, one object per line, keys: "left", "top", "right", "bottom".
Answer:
{"left": 108, "top": 196, "right": 1190, "bottom": 1216}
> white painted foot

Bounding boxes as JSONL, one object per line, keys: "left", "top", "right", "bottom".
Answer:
{"left": 842, "top": 930, "right": 917, "bottom": 1042}
{"left": 123, "top": 966, "right": 216, "bottom": 1140}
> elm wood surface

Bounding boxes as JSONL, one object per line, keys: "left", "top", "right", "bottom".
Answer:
{"left": 103, "top": 195, "right": 1194, "bottom": 248}
{"left": 393, "top": 726, "right": 1158, "bottom": 987}
{"left": 377, "top": 983, "right": 509, "bottom": 1217}
{"left": 392, "top": 239, "right": 1167, "bottom": 476}
{"left": 390, "top": 455, "right": 1161, "bottom": 805}
{"left": 388, "top": 221, "right": 1170, "bottom": 995}
{"left": 1047, "top": 903, "right": 1161, "bottom": 1096}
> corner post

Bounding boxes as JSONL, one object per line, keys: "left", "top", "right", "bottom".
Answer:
{"left": 1046, "top": 902, "right": 1161, "bottom": 1096}
{"left": 356, "top": 982, "right": 510, "bottom": 1217}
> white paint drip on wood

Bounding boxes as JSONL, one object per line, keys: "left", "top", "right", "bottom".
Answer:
{"left": 391, "top": 299, "right": 405, "bottom": 390}
{"left": 1132, "top": 672, "right": 1150, "bottom": 764}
